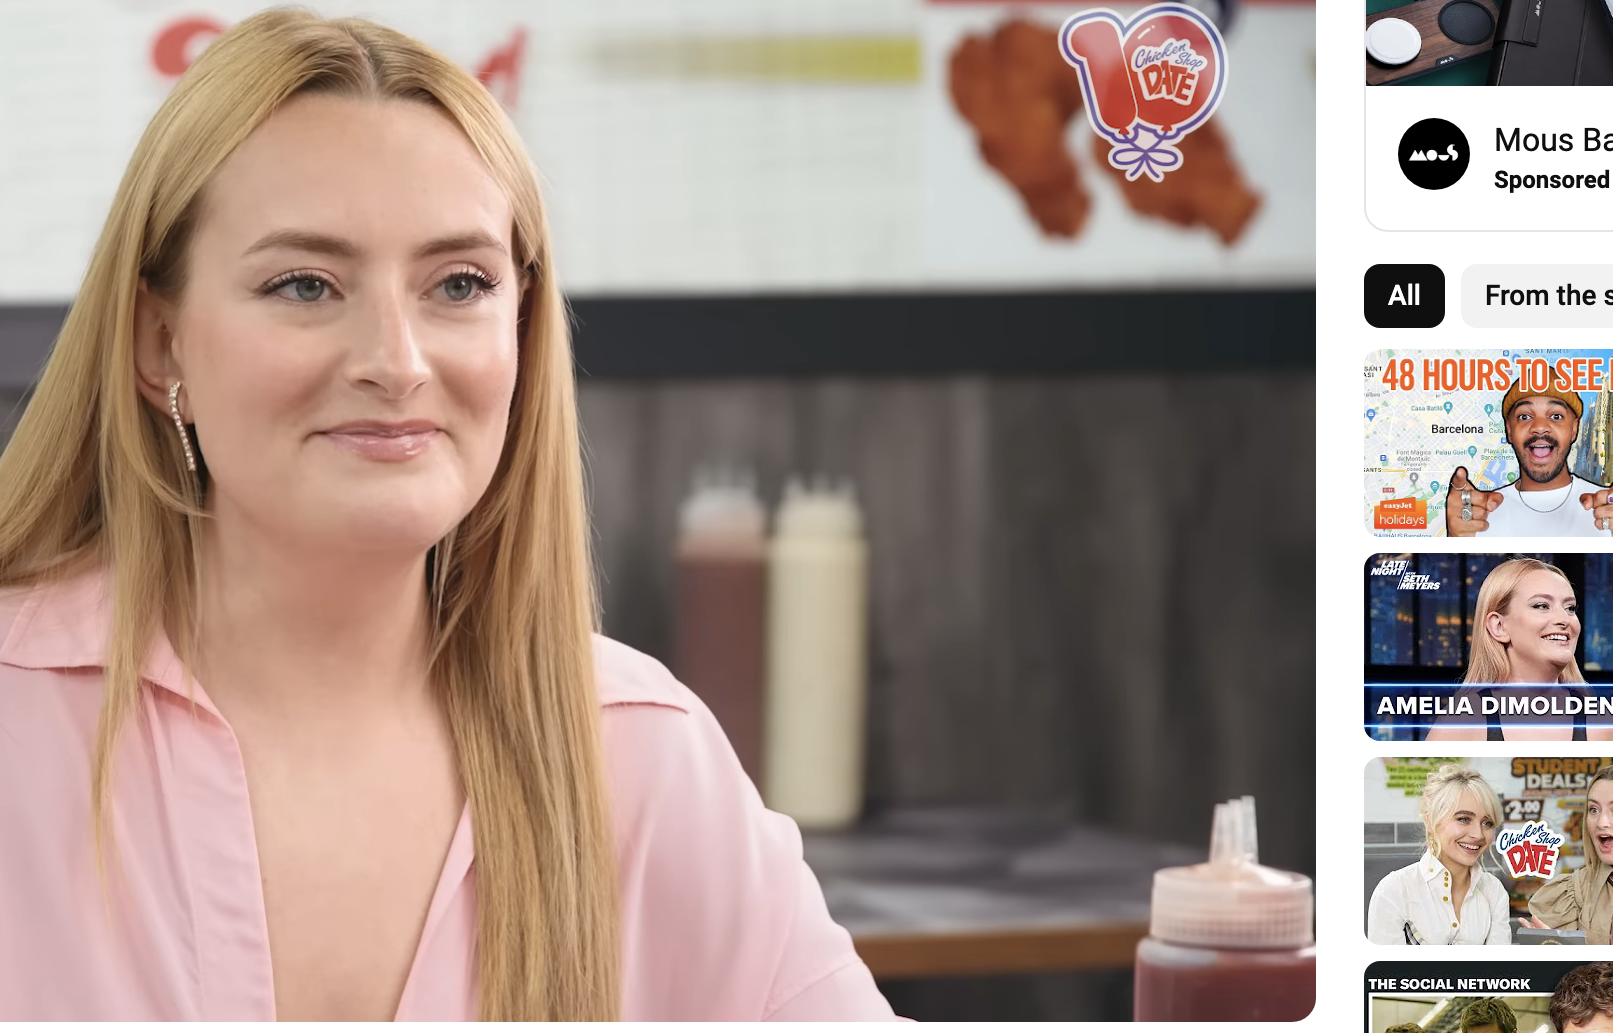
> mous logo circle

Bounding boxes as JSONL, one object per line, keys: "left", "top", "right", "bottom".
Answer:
{"left": 1398, "top": 118, "right": 1470, "bottom": 190}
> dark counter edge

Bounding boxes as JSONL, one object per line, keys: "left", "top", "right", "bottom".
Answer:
{"left": 0, "top": 288, "right": 1315, "bottom": 387}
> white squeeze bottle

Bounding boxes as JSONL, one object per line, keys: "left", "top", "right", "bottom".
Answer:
{"left": 762, "top": 476, "right": 869, "bottom": 830}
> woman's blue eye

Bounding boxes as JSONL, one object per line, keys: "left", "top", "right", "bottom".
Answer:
{"left": 289, "top": 278, "right": 326, "bottom": 302}
{"left": 262, "top": 274, "right": 331, "bottom": 302}
{"left": 264, "top": 276, "right": 329, "bottom": 302}
{"left": 439, "top": 271, "right": 500, "bottom": 302}
{"left": 263, "top": 269, "right": 499, "bottom": 304}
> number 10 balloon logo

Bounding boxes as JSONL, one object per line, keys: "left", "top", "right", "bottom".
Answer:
{"left": 1058, "top": 4, "right": 1228, "bottom": 182}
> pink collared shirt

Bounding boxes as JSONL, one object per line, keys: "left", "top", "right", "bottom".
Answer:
{"left": 0, "top": 565, "right": 899, "bottom": 1021}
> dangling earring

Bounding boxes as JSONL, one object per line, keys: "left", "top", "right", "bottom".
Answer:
{"left": 168, "top": 381, "right": 196, "bottom": 473}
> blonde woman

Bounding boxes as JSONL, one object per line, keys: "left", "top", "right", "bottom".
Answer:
{"left": 0, "top": 10, "right": 897, "bottom": 1023}
{"left": 1426, "top": 558, "right": 1609, "bottom": 742}
{"left": 1526, "top": 763, "right": 1613, "bottom": 944}
{"left": 1367, "top": 764, "right": 1512, "bottom": 945}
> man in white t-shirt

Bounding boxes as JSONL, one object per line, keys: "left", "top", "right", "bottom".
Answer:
{"left": 1445, "top": 371, "right": 1613, "bottom": 537}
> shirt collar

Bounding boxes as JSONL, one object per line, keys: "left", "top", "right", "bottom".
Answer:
{"left": 0, "top": 561, "right": 221, "bottom": 719}
{"left": 1420, "top": 850, "right": 1455, "bottom": 885}
{"left": 0, "top": 562, "right": 687, "bottom": 716}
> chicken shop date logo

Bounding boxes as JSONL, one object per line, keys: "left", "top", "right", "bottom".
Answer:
{"left": 1494, "top": 821, "right": 1565, "bottom": 880}
{"left": 1057, "top": 4, "right": 1227, "bottom": 182}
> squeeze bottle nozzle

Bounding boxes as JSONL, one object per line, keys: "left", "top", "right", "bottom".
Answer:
{"left": 1147, "top": 796, "right": 1313, "bottom": 950}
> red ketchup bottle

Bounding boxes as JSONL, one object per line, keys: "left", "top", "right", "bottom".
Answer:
{"left": 672, "top": 469, "right": 768, "bottom": 786}
{"left": 1134, "top": 796, "right": 1315, "bottom": 1022}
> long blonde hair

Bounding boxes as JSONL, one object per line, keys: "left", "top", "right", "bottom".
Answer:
{"left": 1464, "top": 558, "right": 1586, "bottom": 685}
{"left": 1579, "top": 764, "right": 1613, "bottom": 869}
{"left": 0, "top": 8, "right": 619, "bottom": 1020}
{"left": 1420, "top": 763, "right": 1502, "bottom": 867}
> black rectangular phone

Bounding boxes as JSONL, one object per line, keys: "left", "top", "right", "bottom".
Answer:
{"left": 1490, "top": 0, "right": 1613, "bottom": 83}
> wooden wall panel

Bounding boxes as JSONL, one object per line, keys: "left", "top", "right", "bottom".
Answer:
{"left": 576, "top": 374, "right": 1316, "bottom": 882}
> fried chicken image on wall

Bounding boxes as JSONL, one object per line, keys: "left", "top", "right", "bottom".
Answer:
{"left": 948, "top": 19, "right": 1090, "bottom": 237}
{"left": 1093, "top": 120, "right": 1261, "bottom": 245}
{"left": 947, "top": 17, "right": 1261, "bottom": 245}
{"left": 1563, "top": 809, "right": 1584, "bottom": 847}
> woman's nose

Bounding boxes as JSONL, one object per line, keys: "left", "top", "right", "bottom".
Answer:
{"left": 352, "top": 288, "right": 430, "bottom": 397}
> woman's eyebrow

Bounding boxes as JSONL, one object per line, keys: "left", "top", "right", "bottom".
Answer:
{"left": 414, "top": 231, "right": 509, "bottom": 260}
{"left": 241, "top": 229, "right": 508, "bottom": 261}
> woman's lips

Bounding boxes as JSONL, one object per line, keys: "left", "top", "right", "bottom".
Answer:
{"left": 320, "top": 429, "right": 437, "bottom": 461}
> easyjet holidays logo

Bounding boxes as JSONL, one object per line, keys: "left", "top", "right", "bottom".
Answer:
{"left": 1057, "top": 4, "right": 1228, "bottom": 182}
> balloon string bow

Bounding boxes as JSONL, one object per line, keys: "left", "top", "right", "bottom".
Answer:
{"left": 1106, "top": 125, "right": 1183, "bottom": 183}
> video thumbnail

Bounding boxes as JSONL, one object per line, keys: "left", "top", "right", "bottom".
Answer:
{"left": 1364, "top": 350, "right": 1613, "bottom": 537}
{"left": 1364, "top": 757, "right": 1613, "bottom": 945}
{"left": 1364, "top": 554, "right": 1613, "bottom": 741}
{"left": 1368, "top": 961, "right": 1613, "bottom": 1032}
{"left": 1366, "top": 0, "right": 1613, "bottom": 87}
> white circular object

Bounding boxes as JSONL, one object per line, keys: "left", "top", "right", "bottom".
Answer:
{"left": 1367, "top": 18, "right": 1422, "bottom": 66}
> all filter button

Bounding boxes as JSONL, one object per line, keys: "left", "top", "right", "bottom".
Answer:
{"left": 1364, "top": 264, "right": 1447, "bottom": 329}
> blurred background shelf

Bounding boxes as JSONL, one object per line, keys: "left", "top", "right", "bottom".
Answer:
{"left": 0, "top": 289, "right": 1314, "bottom": 389}
{"left": 854, "top": 924, "right": 1150, "bottom": 979}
